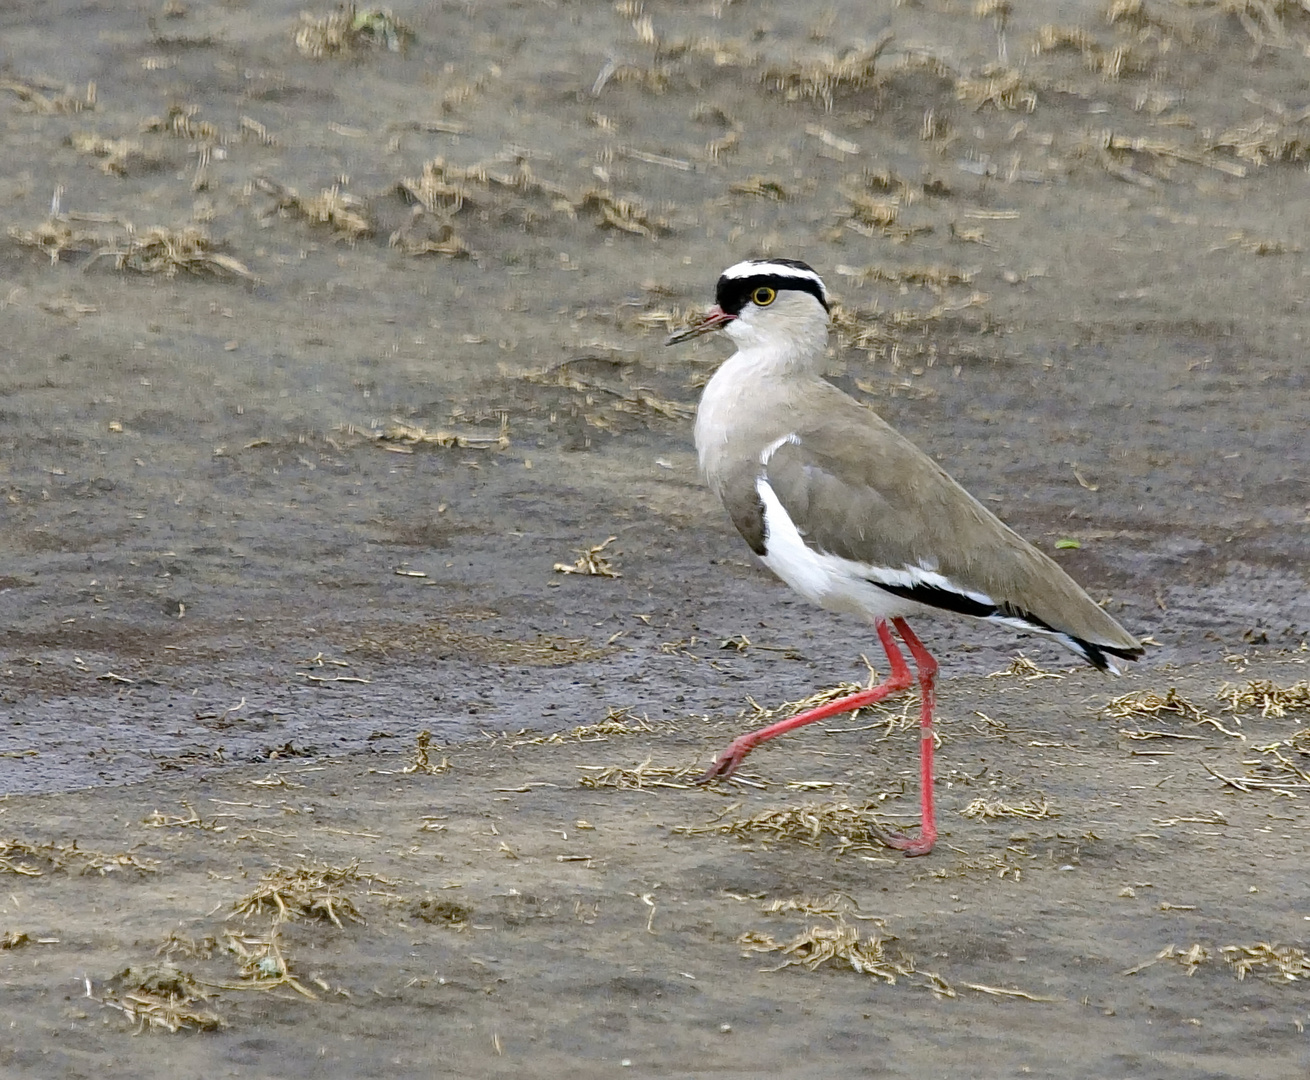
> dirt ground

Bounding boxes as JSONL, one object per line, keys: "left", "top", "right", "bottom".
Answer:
{"left": 1, "top": 0, "right": 1308, "bottom": 1076}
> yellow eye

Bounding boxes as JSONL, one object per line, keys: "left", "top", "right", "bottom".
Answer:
{"left": 752, "top": 286, "right": 776, "bottom": 306}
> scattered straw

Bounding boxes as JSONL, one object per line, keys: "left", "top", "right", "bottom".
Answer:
{"left": 2, "top": 931, "right": 31, "bottom": 949}
{"left": 960, "top": 795, "right": 1055, "bottom": 820}
{"left": 254, "top": 177, "right": 373, "bottom": 240}
{"left": 577, "top": 758, "right": 700, "bottom": 790}
{"left": 960, "top": 982, "right": 1059, "bottom": 1001}
{"left": 554, "top": 536, "right": 621, "bottom": 578}
{"left": 1218, "top": 679, "right": 1310, "bottom": 719}
{"left": 1223, "top": 943, "right": 1310, "bottom": 983}
{"left": 295, "top": 5, "right": 414, "bottom": 57}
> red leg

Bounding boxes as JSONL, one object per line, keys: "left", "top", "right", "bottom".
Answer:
{"left": 879, "top": 618, "right": 939, "bottom": 857}
{"left": 698, "top": 620, "right": 914, "bottom": 783}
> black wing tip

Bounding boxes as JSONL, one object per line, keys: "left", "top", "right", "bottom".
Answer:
{"left": 1076, "top": 639, "right": 1146, "bottom": 674}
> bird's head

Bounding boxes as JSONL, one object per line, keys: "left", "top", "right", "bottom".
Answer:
{"left": 665, "top": 258, "right": 831, "bottom": 359}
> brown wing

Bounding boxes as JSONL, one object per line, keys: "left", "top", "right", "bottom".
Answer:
{"left": 761, "top": 389, "right": 1142, "bottom": 662}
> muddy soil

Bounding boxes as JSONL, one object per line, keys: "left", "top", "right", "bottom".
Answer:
{"left": 1, "top": 0, "right": 1308, "bottom": 1076}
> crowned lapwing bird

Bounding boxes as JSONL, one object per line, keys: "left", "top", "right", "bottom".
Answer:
{"left": 667, "top": 258, "right": 1142, "bottom": 856}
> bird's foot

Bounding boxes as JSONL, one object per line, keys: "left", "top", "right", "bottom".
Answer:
{"left": 695, "top": 737, "right": 756, "bottom": 784}
{"left": 871, "top": 823, "right": 936, "bottom": 858}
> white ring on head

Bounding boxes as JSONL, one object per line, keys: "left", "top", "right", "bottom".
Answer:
{"left": 719, "top": 260, "right": 828, "bottom": 302}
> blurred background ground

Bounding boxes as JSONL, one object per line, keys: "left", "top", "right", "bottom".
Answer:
{"left": 0, "top": 1, "right": 1307, "bottom": 1076}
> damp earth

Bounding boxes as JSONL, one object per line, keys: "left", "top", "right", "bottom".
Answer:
{"left": 1, "top": 2, "right": 1308, "bottom": 1077}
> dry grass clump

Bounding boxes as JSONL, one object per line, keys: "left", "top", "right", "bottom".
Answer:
{"left": 838, "top": 263, "right": 975, "bottom": 291}
{"left": 219, "top": 927, "right": 318, "bottom": 998}
{"left": 729, "top": 176, "right": 789, "bottom": 200}
{"left": 1180, "top": 0, "right": 1308, "bottom": 44}
{"left": 1223, "top": 942, "right": 1310, "bottom": 982}
{"left": 2, "top": 931, "right": 31, "bottom": 949}
{"left": 829, "top": 304, "right": 897, "bottom": 354}
{"left": 956, "top": 65, "right": 1038, "bottom": 111}
{"left": 1126, "top": 941, "right": 1310, "bottom": 983}
{"left": 90, "top": 225, "right": 255, "bottom": 278}
{"left": 522, "top": 707, "right": 655, "bottom": 745}
{"left": 142, "top": 801, "right": 226, "bottom": 831}
{"left": 1218, "top": 679, "right": 1310, "bottom": 718}
{"left": 389, "top": 208, "right": 469, "bottom": 257}
{"left": 254, "top": 177, "right": 373, "bottom": 239}
{"left": 232, "top": 861, "right": 389, "bottom": 929}
{"left": 0, "top": 838, "right": 158, "bottom": 877}
{"left": 761, "top": 33, "right": 894, "bottom": 110}
{"left": 295, "top": 5, "right": 414, "bottom": 58}
{"left": 758, "top": 893, "right": 885, "bottom": 921}
{"left": 960, "top": 794, "right": 1055, "bottom": 820}
{"left": 741, "top": 922, "right": 952, "bottom": 995}
{"left": 520, "top": 359, "right": 694, "bottom": 423}
{"left": 1104, "top": 688, "right": 1241, "bottom": 736}
{"left": 396, "top": 156, "right": 668, "bottom": 239}
{"left": 554, "top": 536, "right": 621, "bottom": 579}
{"left": 743, "top": 667, "right": 891, "bottom": 726}
{"left": 740, "top": 924, "right": 910, "bottom": 980}
{"left": 987, "top": 654, "right": 1062, "bottom": 679}
{"left": 376, "top": 417, "right": 510, "bottom": 450}
{"left": 401, "top": 730, "right": 449, "bottom": 775}
{"left": 577, "top": 758, "right": 701, "bottom": 790}
{"left": 141, "top": 104, "right": 222, "bottom": 142}
{"left": 674, "top": 802, "right": 892, "bottom": 850}
{"left": 1030, "top": 24, "right": 1152, "bottom": 79}
{"left": 90, "top": 963, "right": 222, "bottom": 1033}
{"left": 1124, "top": 942, "right": 1212, "bottom": 976}
{"left": 1211, "top": 117, "right": 1310, "bottom": 166}
{"left": 577, "top": 188, "right": 670, "bottom": 237}
{"left": 68, "top": 132, "right": 150, "bottom": 176}
{"left": 0, "top": 77, "right": 96, "bottom": 113}
{"left": 11, "top": 213, "right": 256, "bottom": 280}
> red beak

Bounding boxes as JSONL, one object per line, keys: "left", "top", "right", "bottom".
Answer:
{"left": 664, "top": 305, "right": 735, "bottom": 345}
